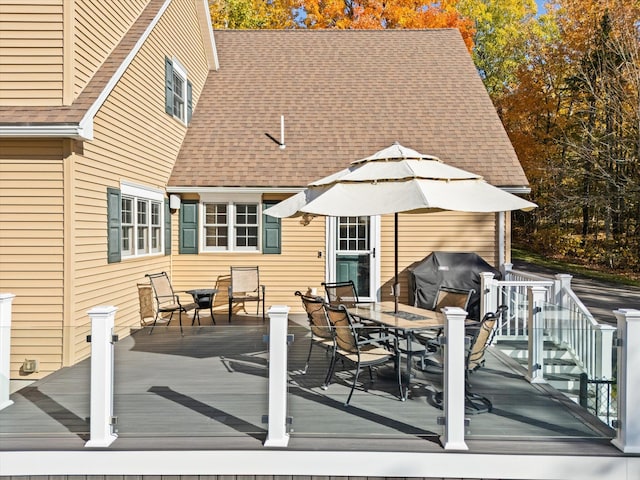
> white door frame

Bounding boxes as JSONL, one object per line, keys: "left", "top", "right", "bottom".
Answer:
{"left": 325, "top": 216, "right": 381, "bottom": 302}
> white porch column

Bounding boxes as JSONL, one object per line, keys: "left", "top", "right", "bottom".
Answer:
{"left": 612, "top": 308, "right": 640, "bottom": 454}
{"left": 85, "top": 305, "right": 118, "bottom": 448}
{"left": 527, "top": 286, "right": 547, "bottom": 384}
{"left": 0, "top": 293, "right": 16, "bottom": 411}
{"left": 264, "top": 305, "right": 290, "bottom": 448}
{"left": 441, "top": 306, "right": 468, "bottom": 451}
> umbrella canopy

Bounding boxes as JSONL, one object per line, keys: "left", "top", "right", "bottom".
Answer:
{"left": 265, "top": 142, "right": 536, "bottom": 218}
{"left": 264, "top": 142, "right": 537, "bottom": 311}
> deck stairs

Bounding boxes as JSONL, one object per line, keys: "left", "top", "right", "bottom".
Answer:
{"left": 494, "top": 339, "right": 587, "bottom": 401}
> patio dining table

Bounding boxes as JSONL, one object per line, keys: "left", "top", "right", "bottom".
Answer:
{"left": 348, "top": 302, "right": 466, "bottom": 400}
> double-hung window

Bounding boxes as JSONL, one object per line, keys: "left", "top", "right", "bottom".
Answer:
{"left": 201, "top": 194, "right": 260, "bottom": 252}
{"left": 165, "top": 57, "right": 192, "bottom": 124}
{"left": 119, "top": 183, "right": 164, "bottom": 259}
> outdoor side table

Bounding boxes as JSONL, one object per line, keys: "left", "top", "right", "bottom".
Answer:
{"left": 185, "top": 288, "right": 218, "bottom": 324}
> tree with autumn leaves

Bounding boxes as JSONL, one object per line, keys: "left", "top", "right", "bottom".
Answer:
{"left": 208, "top": 0, "right": 640, "bottom": 274}
{"left": 500, "top": 0, "right": 640, "bottom": 273}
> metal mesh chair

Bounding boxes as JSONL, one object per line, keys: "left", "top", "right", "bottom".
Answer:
{"left": 321, "top": 280, "right": 363, "bottom": 308}
{"left": 145, "top": 272, "right": 197, "bottom": 335}
{"left": 431, "top": 305, "right": 508, "bottom": 414}
{"left": 324, "top": 304, "right": 402, "bottom": 406}
{"left": 295, "top": 291, "right": 336, "bottom": 385}
{"left": 228, "top": 266, "right": 266, "bottom": 323}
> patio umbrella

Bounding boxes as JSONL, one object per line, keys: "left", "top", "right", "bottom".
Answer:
{"left": 264, "top": 142, "right": 537, "bottom": 312}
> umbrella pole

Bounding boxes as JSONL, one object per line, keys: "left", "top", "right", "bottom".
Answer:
{"left": 394, "top": 212, "right": 399, "bottom": 313}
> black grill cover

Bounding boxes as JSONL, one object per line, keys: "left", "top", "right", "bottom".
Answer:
{"left": 407, "top": 252, "right": 502, "bottom": 320}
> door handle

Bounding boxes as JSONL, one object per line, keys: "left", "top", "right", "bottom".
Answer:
{"left": 372, "top": 248, "right": 376, "bottom": 258}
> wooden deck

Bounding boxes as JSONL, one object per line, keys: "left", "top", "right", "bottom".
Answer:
{"left": 0, "top": 313, "right": 619, "bottom": 456}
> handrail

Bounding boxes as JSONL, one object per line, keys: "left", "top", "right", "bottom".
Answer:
{"left": 481, "top": 266, "right": 616, "bottom": 384}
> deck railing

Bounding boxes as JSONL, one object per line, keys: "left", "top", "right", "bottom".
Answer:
{"left": 2, "top": 290, "right": 639, "bottom": 454}
{"left": 480, "top": 265, "right": 616, "bottom": 384}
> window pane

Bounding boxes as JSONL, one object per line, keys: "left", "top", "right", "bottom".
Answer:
{"left": 173, "top": 72, "right": 184, "bottom": 120}
{"left": 151, "top": 202, "right": 161, "bottom": 226}
{"left": 205, "top": 226, "right": 228, "bottom": 247}
{"left": 122, "top": 197, "right": 133, "bottom": 224}
{"left": 204, "top": 203, "right": 228, "bottom": 249}
{"left": 137, "top": 200, "right": 148, "bottom": 225}
{"left": 137, "top": 226, "right": 149, "bottom": 253}
{"left": 122, "top": 226, "right": 132, "bottom": 255}
{"left": 234, "top": 204, "right": 258, "bottom": 249}
{"left": 338, "top": 216, "right": 369, "bottom": 251}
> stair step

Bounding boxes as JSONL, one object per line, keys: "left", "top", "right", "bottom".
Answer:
{"left": 499, "top": 349, "right": 574, "bottom": 360}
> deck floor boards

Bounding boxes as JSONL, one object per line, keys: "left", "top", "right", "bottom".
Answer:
{"left": 0, "top": 314, "right": 619, "bottom": 456}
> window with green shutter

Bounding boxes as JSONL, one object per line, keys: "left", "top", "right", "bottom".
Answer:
{"left": 262, "top": 201, "right": 281, "bottom": 254}
{"left": 165, "top": 57, "right": 192, "bottom": 125}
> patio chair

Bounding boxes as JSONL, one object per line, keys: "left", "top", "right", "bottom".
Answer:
{"left": 145, "top": 272, "right": 197, "bottom": 335}
{"left": 323, "top": 304, "right": 402, "bottom": 406}
{"left": 412, "top": 286, "right": 476, "bottom": 364}
{"left": 431, "top": 305, "right": 508, "bottom": 414}
{"left": 295, "top": 291, "right": 336, "bottom": 384}
{"left": 321, "top": 280, "right": 368, "bottom": 307}
{"left": 228, "top": 266, "right": 266, "bottom": 323}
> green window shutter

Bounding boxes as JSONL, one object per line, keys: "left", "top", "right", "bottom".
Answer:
{"left": 164, "top": 198, "right": 171, "bottom": 256}
{"left": 107, "top": 187, "right": 121, "bottom": 263}
{"left": 262, "top": 201, "right": 281, "bottom": 254}
{"left": 179, "top": 200, "right": 198, "bottom": 254}
{"left": 187, "top": 80, "right": 193, "bottom": 124}
{"left": 165, "top": 57, "right": 173, "bottom": 115}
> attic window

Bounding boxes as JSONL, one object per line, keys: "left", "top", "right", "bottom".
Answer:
{"left": 165, "top": 57, "right": 192, "bottom": 124}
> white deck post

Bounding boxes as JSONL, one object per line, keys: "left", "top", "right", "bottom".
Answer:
{"left": 612, "top": 308, "right": 640, "bottom": 454}
{"left": 527, "top": 286, "right": 547, "bottom": 384}
{"left": 0, "top": 293, "right": 16, "bottom": 411}
{"left": 441, "top": 306, "right": 468, "bottom": 451}
{"left": 479, "top": 272, "right": 496, "bottom": 323}
{"left": 594, "top": 323, "right": 616, "bottom": 380}
{"left": 264, "top": 304, "right": 290, "bottom": 448}
{"left": 85, "top": 305, "right": 118, "bottom": 448}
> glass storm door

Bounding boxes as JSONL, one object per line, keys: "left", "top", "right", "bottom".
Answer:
{"left": 327, "top": 216, "right": 379, "bottom": 301}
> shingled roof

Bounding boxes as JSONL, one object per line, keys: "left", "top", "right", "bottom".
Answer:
{"left": 170, "top": 29, "right": 529, "bottom": 190}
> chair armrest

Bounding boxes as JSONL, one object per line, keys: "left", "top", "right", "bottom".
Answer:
{"left": 356, "top": 334, "right": 396, "bottom": 347}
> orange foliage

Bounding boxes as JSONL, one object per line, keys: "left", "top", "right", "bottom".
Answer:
{"left": 301, "top": 0, "right": 475, "bottom": 51}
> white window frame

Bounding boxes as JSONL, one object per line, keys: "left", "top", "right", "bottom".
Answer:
{"left": 201, "top": 193, "right": 261, "bottom": 252}
{"left": 171, "top": 59, "right": 187, "bottom": 123}
{"left": 121, "top": 182, "right": 165, "bottom": 259}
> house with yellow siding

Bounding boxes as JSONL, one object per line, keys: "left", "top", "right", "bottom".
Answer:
{"left": 0, "top": 3, "right": 531, "bottom": 386}
{"left": 4, "top": 2, "right": 640, "bottom": 480}
{"left": 0, "top": 0, "right": 217, "bottom": 379}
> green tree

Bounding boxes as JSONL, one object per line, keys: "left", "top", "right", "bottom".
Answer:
{"left": 209, "top": 0, "right": 297, "bottom": 29}
{"left": 458, "top": 0, "right": 541, "bottom": 95}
